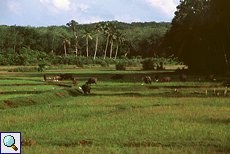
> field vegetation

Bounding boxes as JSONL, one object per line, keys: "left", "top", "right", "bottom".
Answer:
{"left": 0, "top": 65, "right": 229, "bottom": 154}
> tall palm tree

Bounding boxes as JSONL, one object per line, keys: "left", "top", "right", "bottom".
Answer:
{"left": 109, "top": 32, "right": 116, "bottom": 59}
{"left": 114, "top": 31, "right": 124, "bottom": 60}
{"left": 103, "top": 23, "right": 110, "bottom": 59}
{"left": 66, "top": 20, "right": 78, "bottom": 57}
{"left": 104, "top": 23, "right": 116, "bottom": 59}
{"left": 62, "top": 36, "right": 70, "bottom": 57}
{"left": 82, "top": 28, "right": 92, "bottom": 57}
{"left": 94, "top": 23, "right": 102, "bottom": 60}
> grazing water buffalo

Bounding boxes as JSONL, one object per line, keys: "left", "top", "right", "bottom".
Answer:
{"left": 60, "top": 73, "right": 73, "bottom": 80}
{"left": 82, "top": 83, "right": 91, "bottom": 95}
{"left": 43, "top": 75, "right": 47, "bottom": 81}
{"left": 73, "top": 77, "right": 78, "bottom": 86}
{"left": 179, "top": 73, "right": 187, "bottom": 82}
{"left": 51, "top": 73, "right": 73, "bottom": 80}
{"left": 110, "top": 74, "right": 124, "bottom": 80}
{"left": 143, "top": 76, "right": 151, "bottom": 84}
{"left": 87, "top": 78, "right": 98, "bottom": 85}
{"left": 51, "top": 75, "right": 62, "bottom": 81}
{"left": 161, "top": 76, "right": 171, "bottom": 82}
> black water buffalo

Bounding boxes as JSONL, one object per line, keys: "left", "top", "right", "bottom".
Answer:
{"left": 161, "top": 76, "right": 171, "bottom": 82}
{"left": 87, "top": 78, "right": 98, "bottom": 85}
{"left": 51, "top": 73, "right": 73, "bottom": 80}
{"left": 110, "top": 74, "right": 124, "bottom": 80}
{"left": 43, "top": 75, "right": 47, "bottom": 81}
{"left": 179, "top": 73, "right": 187, "bottom": 82}
{"left": 60, "top": 73, "right": 73, "bottom": 80}
{"left": 82, "top": 83, "right": 91, "bottom": 95}
{"left": 143, "top": 76, "right": 151, "bottom": 84}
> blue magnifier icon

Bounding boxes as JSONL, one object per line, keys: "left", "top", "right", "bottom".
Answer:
{"left": 3, "top": 135, "right": 18, "bottom": 151}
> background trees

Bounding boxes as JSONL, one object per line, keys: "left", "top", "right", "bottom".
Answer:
{"left": 0, "top": 21, "right": 170, "bottom": 62}
{"left": 163, "top": 0, "right": 230, "bottom": 73}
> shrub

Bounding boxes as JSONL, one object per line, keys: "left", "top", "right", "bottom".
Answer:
{"left": 100, "top": 60, "right": 109, "bottom": 67}
{"left": 142, "top": 58, "right": 155, "bottom": 70}
{"left": 116, "top": 61, "right": 126, "bottom": 70}
{"left": 38, "top": 62, "right": 46, "bottom": 72}
{"left": 75, "top": 60, "right": 84, "bottom": 68}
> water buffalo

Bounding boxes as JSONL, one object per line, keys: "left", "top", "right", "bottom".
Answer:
{"left": 179, "top": 73, "right": 187, "bottom": 82}
{"left": 161, "top": 76, "right": 171, "bottom": 82}
{"left": 51, "top": 73, "right": 73, "bottom": 80}
{"left": 87, "top": 78, "right": 98, "bottom": 85}
{"left": 51, "top": 75, "right": 62, "bottom": 81}
{"left": 82, "top": 83, "right": 91, "bottom": 95}
{"left": 43, "top": 75, "right": 47, "bottom": 81}
{"left": 73, "top": 77, "right": 78, "bottom": 86}
{"left": 110, "top": 74, "right": 124, "bottom": 80}
{"left": 60, "top": 73, "right": 73, "bottom": 80}
{"left": 143, "top": 76, "right": 151, "bottom": 84}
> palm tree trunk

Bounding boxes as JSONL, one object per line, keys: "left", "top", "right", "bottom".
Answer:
{"left": 110, "top": 41, "right": 113, "bottom": 58}
{"left": 115, "top": 44, "right": 119, "bottom": 60}
{"left": 104, "top": 34, "right": 109, "bottom": 59}
{"left": 86, "top": 36, "right": 89, "bottom": 57}
{"left": 64, "top": 43, "right": 67, "bottom": 57}
{"left": 94, "top": 33, "right": 98, "bottom": 60}
{"left": 75, "top": 37, "right": 77, "bottom": 57}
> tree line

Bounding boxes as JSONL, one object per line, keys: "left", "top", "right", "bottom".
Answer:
{"left": 0, "top": 21, "right": 170, "bottom": 65}
{"left": 1, "top": 0, "right": 229, "bottom": 73}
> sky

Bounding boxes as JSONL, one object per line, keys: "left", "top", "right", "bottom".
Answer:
{"left": 0, "top": 0, "right": 180, "bottom": 27}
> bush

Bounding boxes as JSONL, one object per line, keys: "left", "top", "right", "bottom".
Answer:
{"left": 99, "top": 60, "right": 109, "bottom": 67}
{"left": 75, "top": 60, "right": 84, "bottom": 68}
{"left": 116, "top": 61, "right": 126, "bottom": 70}
{"left": 38, "top": 62, "right": 46, "bottom": 72}
{"left": 142, "top": 58, "right": 155, "bottom": 70}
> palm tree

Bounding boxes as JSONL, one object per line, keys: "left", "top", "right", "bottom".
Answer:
{"left": 104, "top": 23, "right": 116, "bottom": 59}
{"left": 109, "top": 32, "right": 116, "bottom": 59}
{"left": 62, "top": 36, "right": 70, "bottom": 57}
{"left": 66, "top": 20, "right": 78, "bottom": 57}
{"left": 114, "top": 31, "right": 124, "bottom": 60}
{"left": 82, "top": 28, "right": 93, "bottom": 57}
{"left": 94, "top": 23, "right": 102, "bottom": 60}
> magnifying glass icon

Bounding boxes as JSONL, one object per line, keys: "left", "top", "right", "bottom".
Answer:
{"left": 3, "top": 135, "right": 18, "bottom": 151}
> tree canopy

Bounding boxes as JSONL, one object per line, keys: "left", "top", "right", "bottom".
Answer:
{"left": 163, "top": 0, "right": 230, "bottom": 73}
{"left": 0, "top": 21, "right": 170, "bottom": 63}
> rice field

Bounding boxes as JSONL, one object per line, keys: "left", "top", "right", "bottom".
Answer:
{"left": 0, "top": 65, "right": 229, "bottom": 154}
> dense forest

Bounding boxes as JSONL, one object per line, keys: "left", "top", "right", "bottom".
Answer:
{"left": 163, "top": 0, "right": 230, "bottom": 73}
{"left": 0, "top": 0, "right": 230, "bottom": 73}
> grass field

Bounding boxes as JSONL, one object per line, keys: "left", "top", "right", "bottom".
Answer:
{"left": 0, "top": 65, "right": 229, "bottom": 154}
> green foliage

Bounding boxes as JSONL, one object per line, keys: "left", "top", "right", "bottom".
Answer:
{"left": 0, "top": 21, "right": 171, "bottom": 61}
{"left": 38, "top": 62, "right": 46, "bottom": 72}
{"left": 163, "top": 0, "right": 230, "bottom": 73}
{"left": 75, "top": 59, "right": 84, "bottom": 68}
{"left": 115, "top": 61, "right": 126, "bottom": 70}
{"left": 142, "top": 58, "right": 155, "bottom": 70}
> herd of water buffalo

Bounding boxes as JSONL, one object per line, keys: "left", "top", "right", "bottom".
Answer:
{"left": 42, "top": 73, "right": 219, "bottom": 95}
